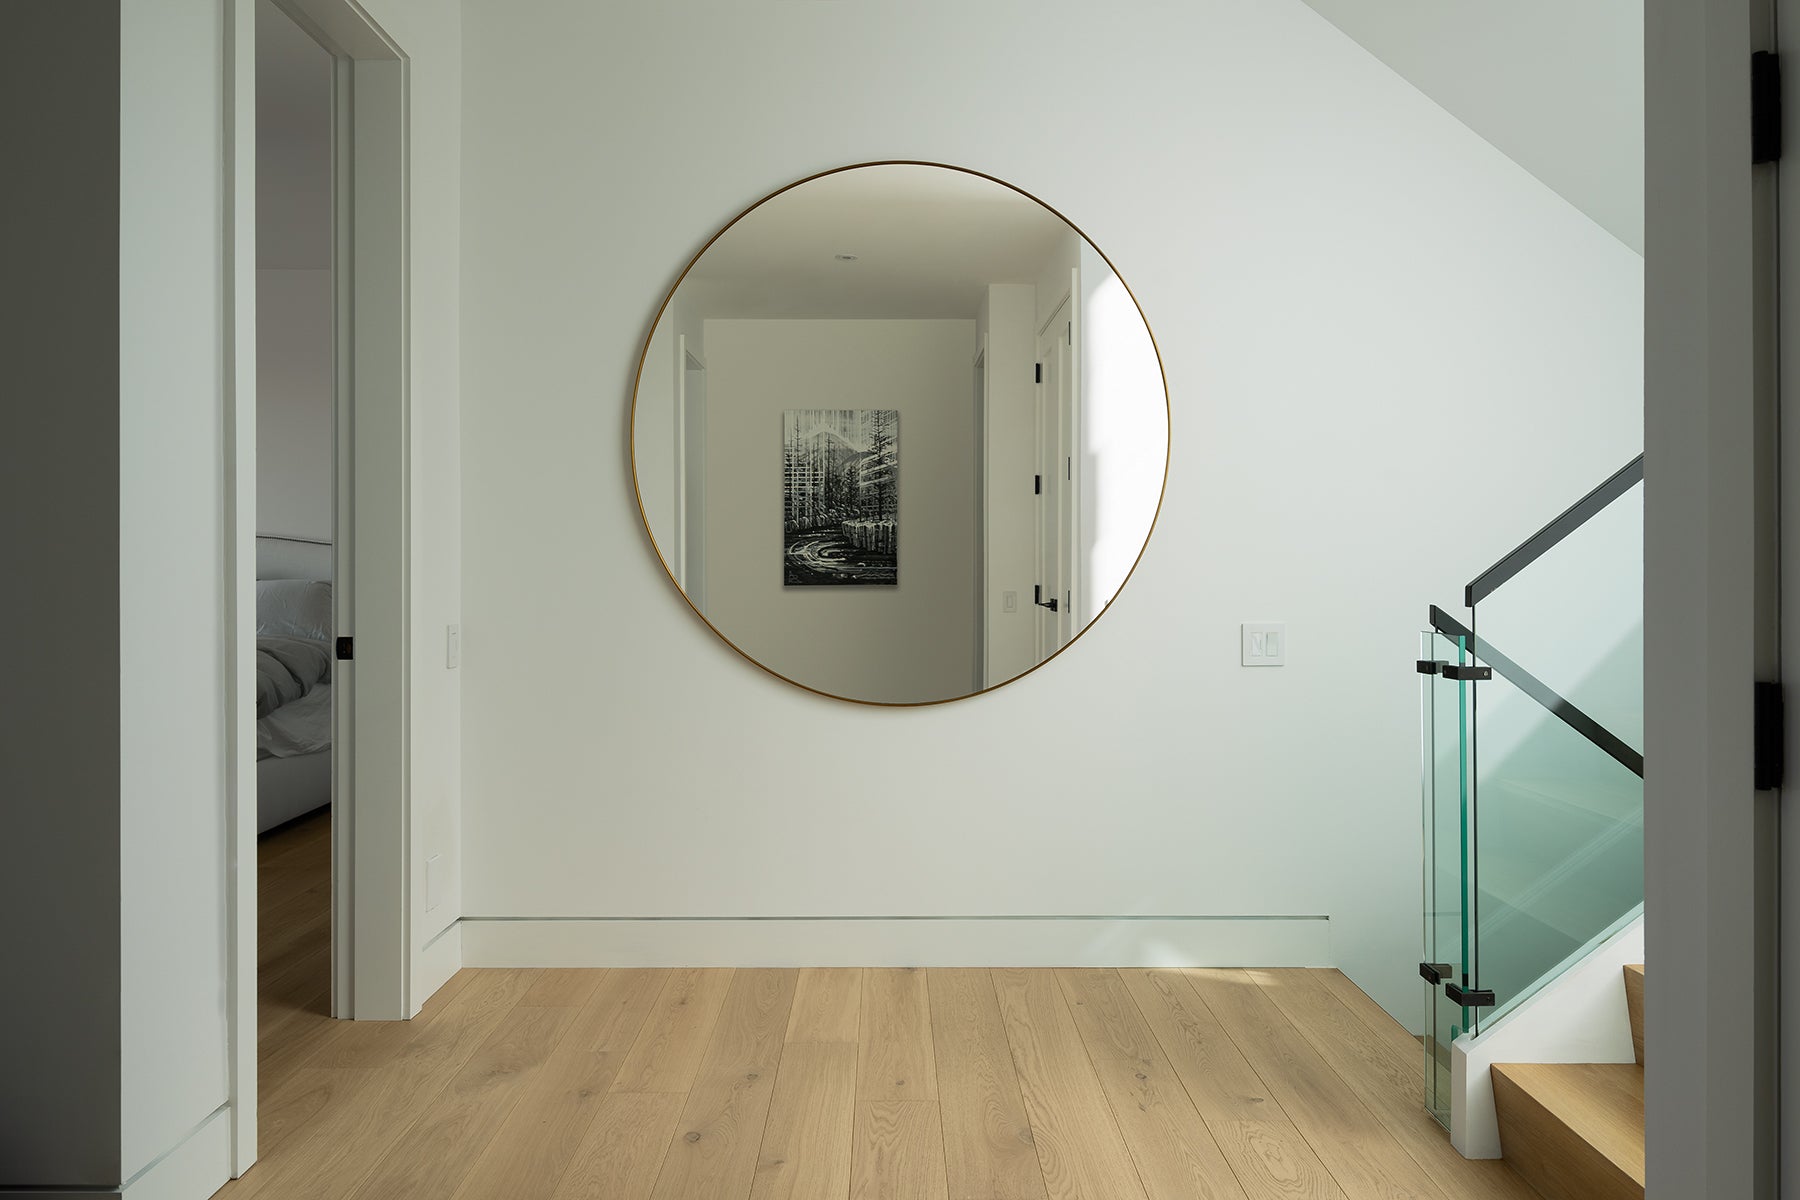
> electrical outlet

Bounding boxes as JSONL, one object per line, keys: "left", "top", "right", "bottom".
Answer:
{"left": 1241, "top": 622, "right": 1286, "bottom": 667}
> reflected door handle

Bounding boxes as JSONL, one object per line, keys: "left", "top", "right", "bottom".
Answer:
{"left": 1033, "top": 585, "right": 1058, "bottom": 612}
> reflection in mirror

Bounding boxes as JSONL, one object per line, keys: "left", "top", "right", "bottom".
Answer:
{"left": 633, "top": 163, "right": 1167, "bottom": 705}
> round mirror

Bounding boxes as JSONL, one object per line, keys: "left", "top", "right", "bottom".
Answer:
{"left": 632, "top": 162, "right": 1168, "bottom": 705}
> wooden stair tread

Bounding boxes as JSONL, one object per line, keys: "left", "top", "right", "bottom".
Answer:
{"left": 1492, "top": 1062, "right": 1644, "bottom": 1200}
{"left": 1623, "top": 964, "right": 1645, "bottom": 1066}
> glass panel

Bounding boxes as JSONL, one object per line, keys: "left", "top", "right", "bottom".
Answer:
{"left": 1473, "top": 480, "right": 1642, "bottom": 752}
{"left": 1470, "top": 650, "right": 1644, "bottom": 1020}
{"left": 1421, "top": 630, "right": 1469, "bottom": 1128}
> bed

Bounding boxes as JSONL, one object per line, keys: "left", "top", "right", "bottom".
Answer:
{"left": 256, "top": 535, "right": 334, "bottom": 832}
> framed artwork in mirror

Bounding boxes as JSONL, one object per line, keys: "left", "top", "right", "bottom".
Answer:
{"left": 782, "top": 408, "right": 899, "bottom": 587}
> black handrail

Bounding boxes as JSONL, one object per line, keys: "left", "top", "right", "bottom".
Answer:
{"left": 1464, "top": 455, "right": 1643, "bottom": 607}
{"left": 1429, "top": 605, "right": 1644, "bottom": 779}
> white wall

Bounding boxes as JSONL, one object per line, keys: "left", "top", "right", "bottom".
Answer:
{"left": 257, "top": 268, "right": 334, "bottom": 541}
{"left": 1298, "top": 0, "right": 1643, "bottom": 252}
{"left": 703, "top": 318, "right": 977, "bottom": 703}
{"left": 458, "top": 0, "right": 1642, "bottom": 1025}
{"left": 343, "top": 0, "right": 465, "bottom": 988}
{"left": 118, "top": 0, "right": 233, "bottom": 1183}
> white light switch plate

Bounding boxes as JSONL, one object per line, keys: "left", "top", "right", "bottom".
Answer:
{"left": 1242, "top": 622, "right": 1286, "bottom": 666}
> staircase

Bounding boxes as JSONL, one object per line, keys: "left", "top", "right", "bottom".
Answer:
{"left": 1491, "top": 964, "right": 1646, "bottom": 1200}
{"left": 1417, "top": 455, "right": 1646, "bottom": 1173}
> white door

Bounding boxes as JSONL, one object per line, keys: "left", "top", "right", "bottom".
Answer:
{"left": 678, "top": 340, "right": 708, "bottom": 614}
{"left": 1035, "top": 282, "right": 1079, "bottom": 659}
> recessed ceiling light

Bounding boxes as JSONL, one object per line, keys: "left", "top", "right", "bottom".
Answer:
{"left": 834, "top": 253, "right": 859, "bottom": 262}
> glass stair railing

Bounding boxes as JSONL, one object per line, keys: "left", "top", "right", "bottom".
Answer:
{"left": 1418, "top": 457, "right": 1643, "bottom": 1130}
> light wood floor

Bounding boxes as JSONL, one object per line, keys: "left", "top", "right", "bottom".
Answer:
{"left": 222, "top": 812, "right": 1539, "bottom": 1200}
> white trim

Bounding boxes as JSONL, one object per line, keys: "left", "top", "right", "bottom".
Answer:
{"left": 415, "top": 919, "right": 463, "bottom": 1002}
{"left": 222, "top": 0, "right": 258, "bottom": 1176}
{"left": 123, "top": 1105, "right": 231, "bottom": 1200}
{"left": 459, "top": 916, "right": 1331, "bottom": 969}
{"left": 1644, "top": 0, "right": 1780, "bottom": 1192}
{"left": 1450, "top": 914, "right": 1643, "bottom": 1159}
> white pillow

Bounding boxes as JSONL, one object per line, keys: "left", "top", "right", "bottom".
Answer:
{"left": 256, "top": 579, "right": 333, "bottom": 643}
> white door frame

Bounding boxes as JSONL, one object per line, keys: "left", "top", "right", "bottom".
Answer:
{"left": 224, "top": 0, "right": 412, "bottom": 1176}
{"left": 1644, "top": 0, "right": 1781, "bottom": 1195}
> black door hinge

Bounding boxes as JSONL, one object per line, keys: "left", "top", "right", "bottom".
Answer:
{"left": 1035, "top": 362, "right": 1042, "bottom": 383}
{"left": 335, "top": 636, "right": 354, "bottom": 661}
{"left": 1756, "top": 681, "right": 1784, "bottom": 789}
{"left": 1033, "top": 584, "right": 1058, "bottom": 613}
{"left": 1754, "top": 51, "right": 1782, "bottom": 164}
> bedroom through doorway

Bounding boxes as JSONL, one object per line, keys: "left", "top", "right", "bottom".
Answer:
{"left": 252, "top": 0, "right": 338, "bottom": 1050}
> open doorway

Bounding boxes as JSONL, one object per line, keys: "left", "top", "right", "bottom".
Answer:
{"left": 250, "top": 0, "right": 336, "bottom": 1068}
{"left": 225, "top": 0, "right": 411, "bottom": 1176}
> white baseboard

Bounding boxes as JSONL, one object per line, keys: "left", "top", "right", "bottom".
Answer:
{"left": 413, "top": 919, "right": 464, "bottom": 1014}
{"left": 458, "top": 915, "right": 1330, "bottom": 968}
{"left": 1451, "top": 913, "right": 1644, "bottom": 1158}
{"left": 5, "top": 1105, "right": 235, "bottom": 1198}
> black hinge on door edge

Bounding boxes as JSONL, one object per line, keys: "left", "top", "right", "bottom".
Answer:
{"left": 1755, "top": 681, "right": 1784, "bottom": 789}
{"left": 335, "top": 636, "right": 354, "bottom": 661}
{"left": 1754, "top": 51, "right": 1782, "bottom": 163}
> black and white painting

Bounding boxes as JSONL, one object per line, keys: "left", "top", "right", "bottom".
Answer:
{"left": 782, "top": 408, "right": 898, "bottom": 586}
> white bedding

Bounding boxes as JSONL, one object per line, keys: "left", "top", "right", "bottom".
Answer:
{"left": 259, "top": 681, "right": 332, "bottom": 760}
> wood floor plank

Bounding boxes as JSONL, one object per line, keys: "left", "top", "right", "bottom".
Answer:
{"left": 1248, "top": 971, "right": 1539, "bottom": 1200}
{"left": 612, "top": 967, "right": 735, "bottom": 1094}
{"left": 1118, "top": 969, "right": 1291, "bottom": 1126}
{"left": 551, "top": 1092, "right": 688, "bottom": 1200}
{"left": 453, "top": 1043, "right": 644, "bottom": 1200}
{"left": 227, "top": 970, "right": 544, "bottom": 1200}
{"left": 451, "top": 976, "right": 661, "bottom": 1200}
{"left": 749, "top": 1041, "right": 858, "bottom": 1200}
{"left": 1304, "top": 971, "right": 1429, "bottom": 1070}
{"left": 1057, "top": 969, "right": 1245, "bottom": 1200}
{"left": 522, "top": 968, "right": 611, "bottom": 1008}
{"left": 1209, "top": 1122, "right": 1347, "bottom": 1200}
{"left": 851, "top": 1102, "right": 950, "bottom": 1200}
{"left": 346, "top": 1004, "right": 579, "bottom": 1200}
{"left": 563, "top": 968, "right": 670, "bottom": 1053}
{"left": 310, "top": 966, "right": 533, "bottom": 1071}
{"left": 859, "top": 967, "right": 939, "bottom": 1103}
{"left": 1183, "top": 970, "right": 1448, "bottom": 1200}
{"left": 928, "top": 967, "right": 1048, "bottom": 1200}
{"left": 1122, "top": 967, "right": 1341, "bottom": 1198}
{"left": 649, "top": 968, "right": 799, "bottom": 1200}
{"left": 787, "top": 967, "right": 864, "bottom": 1044}
{"left": 991, "top": 968, "right": 1147, "bottom": 1200}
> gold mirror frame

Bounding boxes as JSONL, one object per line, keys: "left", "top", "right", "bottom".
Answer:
{"left": 629, "top": 160, "right": 1171, "bottom": 706}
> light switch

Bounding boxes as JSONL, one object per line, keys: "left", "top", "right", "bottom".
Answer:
{"left": 1003, "top": 590, "right": 1018, "bottom": 613}
{"left": 1241, "top": 622, "right": 1287, "bottom": 667}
